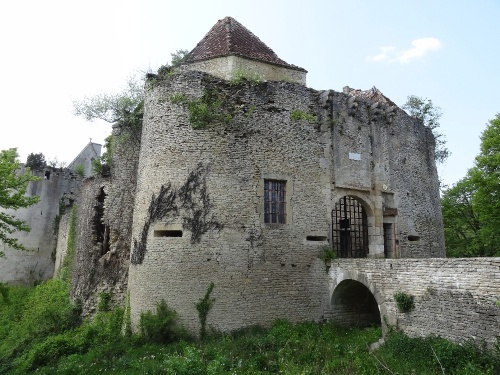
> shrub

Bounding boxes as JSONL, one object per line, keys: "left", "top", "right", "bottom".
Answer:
{"left": 394, "top": 291, "right": 415, "bottom": 312}
{"left": 74, "top": 163, "right": 85, "bottom": 177}
{"left": 139, "top": 300, "right": 185, "bottom": 344}
{"left": 290, "top": 109, "right": 317, "bottom": 124}
{"left": 319, "top": 246, "right": 337, "bottom": 262}
{"left": 98, "top": 291, "right": 112, "bottom": 312}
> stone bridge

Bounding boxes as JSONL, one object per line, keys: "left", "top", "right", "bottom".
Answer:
{"left": 325, "top": 258, "right": 500, "bottom": 346}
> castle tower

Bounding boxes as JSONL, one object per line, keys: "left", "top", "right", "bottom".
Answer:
{"left": 127, "top": 17, "right": 444, "bottom": 335}
{"left": 177, "top": 16, "right": 307, "bottom": 85}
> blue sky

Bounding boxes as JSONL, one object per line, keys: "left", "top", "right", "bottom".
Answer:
{"left": 1, "top": 0, "right": 499, "bottom": 187}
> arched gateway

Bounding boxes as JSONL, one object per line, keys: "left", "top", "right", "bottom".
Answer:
{"left": 332, "top": 196, "right": 369, "bottom": 258}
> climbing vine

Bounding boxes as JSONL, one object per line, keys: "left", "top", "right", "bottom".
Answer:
{"left": 131, "top": 183, "right": 177, "bottom": 265}
{"left": 196, "top": 282, "right": 215, "bottom": 339}
{"left": 131, "top": 164, "right": 223, "bottom": 265}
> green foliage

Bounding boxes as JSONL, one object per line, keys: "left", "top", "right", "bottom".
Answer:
{"left": 25, "top": 152, "right": 46, "bottom": 171}
{"left": 231, "top": 68, "right": 263, "bottom": 83}
{"left": 0, "top": 148, "right": 41, "bottom": 254}
{"left": 394, "top": 291, "right": 415, "bottom": 312}
{"left": 1, "top": 287, "right": 497, "bottom": 375}
{"left": 319, "top": 246, "right": 337, "bottom": 262}
{"left": 442, "top": 113, "right": 500, "bottom": 257}
{"left": 139, "top": 300, "right": 186, "bottom": 344}
{"left": 169, "top": 93, "right": 187, "bottom": 104}
{"left": 196, "top": 282, "right": 215, "bottom": 339}
{"left": 91, "top": 135, "right": 112, "bottom": 176}
{"left": 58, "top": 205, "right": 77, "bottom": 281}
{"left": 402, "top": 95, "right": 450, "bottom": 163}
{"left": 0, "top": 283, "right": 9, "bottom": 303}
{"left": 98, "top": 291, "right": 112, "bottom": 312}
{"left": 290, "top": 109, "right": 317, "bottom": 123}
{"left": 170, "top": 49, "right": 190, "bottom": 67}
{"left": 73, "top": 75, "right": 144, "bottom": 124}
{"left": 187, "top": 89, "right": 232, "bottom": 129}
{"left": 379, "top": 331, "right": 500, "bottom": 375}
{"left": 74, "top": 163, "right": 85, "bottom": 177}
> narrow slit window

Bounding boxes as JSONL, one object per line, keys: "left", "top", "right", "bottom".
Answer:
{"left": 154, "top": 230, "right": 183, "bottom": 237}
{"left": 264, "top": 180, "right": 286, "bottom": 224}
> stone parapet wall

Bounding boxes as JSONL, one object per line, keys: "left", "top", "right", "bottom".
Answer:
{"left": 328, "top": 258, "right": 500, "bottom": 346}
{"left": 178, "top": 55, "right": 306, "bottom": 85}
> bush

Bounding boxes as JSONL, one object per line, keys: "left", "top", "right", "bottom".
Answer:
{"left": 394, "top": 291, "right": 415, "bottom": 312}
{"left": 139, "top": 300, "right": 186, "bottom": 344}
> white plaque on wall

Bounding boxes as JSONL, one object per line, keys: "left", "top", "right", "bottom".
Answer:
{"left": 349, "top": 152, "right": 361, "bottom": 161}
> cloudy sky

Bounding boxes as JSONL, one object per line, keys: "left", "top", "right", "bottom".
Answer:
{"left": 1, "top": 0, "right": 499, "bottom": 187}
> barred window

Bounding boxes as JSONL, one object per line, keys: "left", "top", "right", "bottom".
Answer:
{"left": 264, "top": 180, "right": 286, "bottom": 224}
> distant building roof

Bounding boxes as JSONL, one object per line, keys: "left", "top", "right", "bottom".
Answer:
{"left": 186, "top": 16, "right": 306, "bottom": 72}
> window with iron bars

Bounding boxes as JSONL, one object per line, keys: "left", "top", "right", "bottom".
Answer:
{"left": 264, "top": 180, "right": 286, "bottom": 224}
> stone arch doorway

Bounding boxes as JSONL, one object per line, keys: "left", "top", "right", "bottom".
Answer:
{"left": 331, "top": 279, "right": 381, "bottom": 327}
{"left": 331, "top": 196, "right": 369, "bottom": 258}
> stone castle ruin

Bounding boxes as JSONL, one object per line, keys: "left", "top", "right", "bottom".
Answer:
{"left": 1, "top": 17, "right": 498, "bottom": 346}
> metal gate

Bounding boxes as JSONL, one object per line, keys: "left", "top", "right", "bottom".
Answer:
{"left": 331, "top": 196, "right": 368, "bottom": 258}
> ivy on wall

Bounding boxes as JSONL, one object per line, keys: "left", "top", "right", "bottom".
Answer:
{"left": 131, "top": 163, "right": 223, "bottom": 265}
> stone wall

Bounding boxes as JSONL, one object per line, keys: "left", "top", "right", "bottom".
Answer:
{"left": 178, "top": 55, "right": 306, "bottom": 85}
{"left": 328, "top": 258, "right": 500, "bottom": 346}
{"left": 66, "top": 124, "right": 139, "bottom": 314}
{"left": 0, "top": 167, "right": 80, "bottom": 285}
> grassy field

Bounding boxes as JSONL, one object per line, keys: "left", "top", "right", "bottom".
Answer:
{"left": 0, "top": 279, "right": 498, "bottom": 374}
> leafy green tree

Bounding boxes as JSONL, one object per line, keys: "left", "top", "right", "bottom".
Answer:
{"left": 402, "top": 95, "right": 450, "bottom": 164}
{"left": 170, "top": 49, "right": 190, "bottom": 67}
{"left": 441, "top": 113, "right": 500, "bottom": 257}
{"left": 73, "top": 76, "right": 144, "bottom": 152}
{"left": 25, "top": 153, "right": 46, "bottom": 171}
{"left": 441, "top": 175, "right": 483, "bottom": 256}
{"left": 0, "top": 148, "right": 41, "bottom": 255}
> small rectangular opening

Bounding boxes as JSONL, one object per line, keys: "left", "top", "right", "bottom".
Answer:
{"left": 154, "top": 230, "right": 183, "bottom": 238}
{"left": 44, "top": 171, "right": 51, "bottom": 180}
{"left": 407, "top": 235, "right": 420, "bottom": 242}
{"left": 306, "top": 235, "right": 327, "bottom": 241}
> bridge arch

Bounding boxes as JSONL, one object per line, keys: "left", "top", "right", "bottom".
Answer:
{"left": 330, "top": 275, "right": 381, "bottom": 327}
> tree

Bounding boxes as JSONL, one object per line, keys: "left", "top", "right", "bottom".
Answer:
{"left": 402, "top": 95, "right": 450, "bottom": 164}
{"left": 441, "top": 113, "right": 500, "bottom": 257}
{"left": 25, "top": 153, "right": 46, "bottom": 171}
{"left": 0, "top": 148, "right": 40, "bottom": 255}
{"left": 73, "top": 76, "right": 144, "bottom": 125}
{"left": 170, "top": 49, "right": 190, "bottom": 67}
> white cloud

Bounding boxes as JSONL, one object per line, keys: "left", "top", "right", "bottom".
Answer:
{"left": 367, "top": 46, "right": 396, "bottom": 62}
{"left": 367, "top": 37, "right": 442, "bottom": 64}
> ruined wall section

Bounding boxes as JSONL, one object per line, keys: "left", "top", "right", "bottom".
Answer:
{"left": 326, "top": 88, "right": 444, "bottom": 258}
{"left": 328, "top": 259, "right": 500, "bottom": 346}
{"left": 0, "top": 167, "right": 80, "bottom": 285}
{"left": 69, "top": 124, "right": 139, "bottom": 314}
{"left": 129, "top": 71, "right": 333, "bottom": 334}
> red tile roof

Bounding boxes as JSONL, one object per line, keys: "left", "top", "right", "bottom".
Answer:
{"left": 186, "top": 17, "right": 306, "bottom": 72}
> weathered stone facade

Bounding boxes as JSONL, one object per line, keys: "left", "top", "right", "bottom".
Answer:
{"left": 127, "top": 67, "right": 446, "bottom": 335}
{"left": 59, "top": 124, "right": 139, "bottom": 314}
{"left": 0, "top": 166, "right": 81, "bottom": 285}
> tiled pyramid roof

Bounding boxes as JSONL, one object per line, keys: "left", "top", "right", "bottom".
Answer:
{"left": 186, "top": 16, "right": 306, "bottom": 72}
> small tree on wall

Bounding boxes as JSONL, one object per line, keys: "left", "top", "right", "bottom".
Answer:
{"left": 26, "top": 153, "right": 46, "bottom": 171}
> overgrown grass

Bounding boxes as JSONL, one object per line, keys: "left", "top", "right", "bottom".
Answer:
{"left": 1, "top": 281, "right": 498, "bottom": 374}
